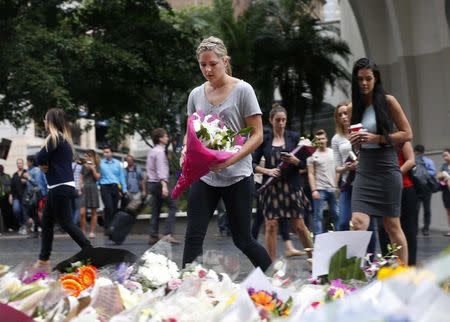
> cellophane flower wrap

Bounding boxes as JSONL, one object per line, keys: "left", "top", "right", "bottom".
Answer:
{"left": 171, "top": 112, "right": 251, "bottom": 199}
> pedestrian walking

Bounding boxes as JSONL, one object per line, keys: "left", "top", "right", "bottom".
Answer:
{"left": 253, "top": 104, "right": 312, "bottom": 260}
{"left": 349, "top": 58, "right": 413, "bottom": 264}
{"left": 146, "top": 128, "right": 179, "bottom": 245}
{"left": 23, "top": 155, "right": 47, "bottom": 238}
{"left": 181, "top": 36, "right": 272, "bottom": 271}
{"left": 99, "top": 146, "right": 127, "bottom": 233}
{"left": 123, "top": 154, "right": 145, "bottom": 211}
{"left": 413, "top": 144, "right": 437, "bottom": 236}
{"left": 307, "top": 129, "right": 338, "bottom": 235}
{"left": 10, "top": 159, "right": 28, "bottom": 234}
{"left": 379, "top": 142, "right": 419, "bottom": 265}
{"left": 35, "top": 108, "right": 92, "bottom": 270}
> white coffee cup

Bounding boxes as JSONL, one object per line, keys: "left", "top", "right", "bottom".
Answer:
{"left": 349, "top": 123, "right": 363, "bottom": 133}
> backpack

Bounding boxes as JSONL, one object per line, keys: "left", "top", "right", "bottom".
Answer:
{"left": 409, "top": 157, "right": 440, "bottom": 195}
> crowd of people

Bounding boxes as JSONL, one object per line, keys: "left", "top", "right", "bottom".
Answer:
{"left": 0, "top": 37, "right": 449, "bottom": 271}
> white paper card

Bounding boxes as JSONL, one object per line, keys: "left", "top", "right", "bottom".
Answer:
{"left": 312, "top": 231, "right": 372, "bottom": 278}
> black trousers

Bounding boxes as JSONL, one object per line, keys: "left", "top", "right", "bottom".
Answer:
{"left": 417, "top": 191, "right": 432, "bottom": 230}
{"left": 147, "top": 182, "right": 177, "bottom": 237}
{"left": 378, "top": 186, "right": 419, "bottom": 265}
{"left": 100, "top": 184, "right": 120, "bottom": 229}
{"left": 182, "top": 176, "right": 272, "bottom": 271}
{"left": 39, "top": 185, "right": 92, "bottom": 261}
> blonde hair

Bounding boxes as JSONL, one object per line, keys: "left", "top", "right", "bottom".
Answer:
{"left": 196, "top": 36, "right": 232, "bottom": 76}
{"left": 334, "top": 102, "right": 352, "bottom": 135}
{"left": 43, "top": 108, "right": 74, "bottom": 151}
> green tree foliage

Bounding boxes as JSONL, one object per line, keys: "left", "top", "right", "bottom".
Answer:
{"left": 0, "top": 0, "right": 351, "bottom": 145}
{"left": 0, "top": 0, "right": 195, "bottom": 148}
{"left": 167, "top": 0, "right": 350, "bottom": 133}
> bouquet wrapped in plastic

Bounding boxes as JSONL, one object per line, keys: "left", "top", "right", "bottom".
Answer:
{"left": 171, "top": 112, "right": 251, "bottom": 199}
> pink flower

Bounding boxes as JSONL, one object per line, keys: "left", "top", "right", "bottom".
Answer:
{"left": 198, "top": 269, "right": 207, "bottom": 278}
{"left": 167, "top": 278, "right": 182, "bottom": 291}
{"left": 234, "top": 135, "right": 246, "bottom": 146}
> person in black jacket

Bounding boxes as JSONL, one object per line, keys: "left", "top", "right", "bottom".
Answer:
{"left": 253, "top": 104, "right": 313, "bottom": 260}
{"left": 35, "top": 108, "right": 92, "bottom": 269}
{"left": 9, "top": 159, "right": 28, "bottom": 234}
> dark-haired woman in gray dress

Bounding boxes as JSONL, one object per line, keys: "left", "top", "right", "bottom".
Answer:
{"left": 349, "top": 58, "right": 413, "bottom": 264}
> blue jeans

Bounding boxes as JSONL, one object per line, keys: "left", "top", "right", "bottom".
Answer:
{"left": 338, "top": 187, "right": 352, "bottom": 230}
{"left": 312, "top": 189, "right": 338, "bottom": 235}
{"left": 12, "top": 198, "right": 26, "bottom": 227}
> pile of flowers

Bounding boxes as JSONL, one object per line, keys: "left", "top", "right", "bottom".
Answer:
{"left": 0, "top": 242, "right": 449, "bottom": 321}
{"left": 324, "top": 279, "right": 357, "bottom": 302}
{"left": 59, "top": 263, "right": 97, "bottom": 297}
{"left": 135, "top": 251, "right": 179, "bottom": 291}
{"left": 248, "top": 288, "right": 292, "bottom": 320}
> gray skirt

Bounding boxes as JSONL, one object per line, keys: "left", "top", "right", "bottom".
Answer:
{"left": 351, "top": 147, "right": 402, "bottom": 217}
{"left": 80, "top": 183, "right": 100, "bottom": 209}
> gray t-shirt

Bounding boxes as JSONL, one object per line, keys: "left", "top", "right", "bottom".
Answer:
{"left": 361, "top": 105, "right": 381, "bottom": 149}
{"left": 307, "top": 148, "right": 336, "bottom": 190}
{"left": 187, "top": 80, "right": 262, "bottom": 187}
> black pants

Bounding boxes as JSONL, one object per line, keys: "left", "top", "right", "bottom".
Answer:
{"left": 378, "top": 186, "right": 419, "bottom": 265}
{"left": 100, "top": 184, "right": 120, "bottom": 229}
{"left": 39, "top": 185, "right": 92, "bottom": 261}
{"left": 25, "top": 202, "right": 40, "bottom": 233}
{"left": 418, "top": 191, "right": 432, "bottom": 230}
{"left": 182, "top": 176, "right": 272, "bottom": 271}
{"left": 147, "top": 182, "right": 177, "bottom": 237}
{"left": 0, "top": 194, "right": 17, "bottom": 231}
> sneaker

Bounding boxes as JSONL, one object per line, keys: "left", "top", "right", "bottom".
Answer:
{"left": 89, "top": 232, "right": 96, "bottom": 239}
{"left": 162, "top": 234, "right": 180, "bottom": 244}
{"left": 422, "top": 228, "right": 430, "bottom": 236}
{"left": 18, "top": 226, "right": 28, "bottom": 235}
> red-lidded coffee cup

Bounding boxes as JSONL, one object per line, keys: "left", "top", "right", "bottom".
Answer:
{"left": 349, "top": 123, "right": 363, "bottom": 133}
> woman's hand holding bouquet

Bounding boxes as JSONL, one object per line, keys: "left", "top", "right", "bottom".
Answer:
{"left": 172, "top": 112, "right": 251, "bottom": 199}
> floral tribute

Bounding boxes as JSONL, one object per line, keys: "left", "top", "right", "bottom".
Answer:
{"left": 171, "top": 112, "right": 251, "bottom": 199}
{"left": 59, "top": 264, "right": 97, "bottom": 297}
{"left": 135, "top": 251, "right": 179, "bottom": 291}
{"left": 248, "top": 287, "right": 292, "bottom": 320}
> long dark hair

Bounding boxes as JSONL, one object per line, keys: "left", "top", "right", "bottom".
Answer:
{"left": 351, "top": 58, "right": 393, "bottom": 139}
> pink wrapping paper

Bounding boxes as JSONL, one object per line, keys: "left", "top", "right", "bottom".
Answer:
{"left": 171, "top": 114, "right": 244, "bottom": 199}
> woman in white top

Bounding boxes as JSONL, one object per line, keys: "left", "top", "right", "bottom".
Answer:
{"left": 331, "top": 102, "right": 356, "bottom": 230}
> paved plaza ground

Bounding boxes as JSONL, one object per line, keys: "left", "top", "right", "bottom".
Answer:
{"left": 0, "top": 217, "right": 449, "bottom": 281}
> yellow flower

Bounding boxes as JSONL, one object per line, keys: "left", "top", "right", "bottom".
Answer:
{"left": 332, "top": 288, "right": 345, "bottom": 299}
{"left": 377, "top": 266, "right": 409, "bottom": 280}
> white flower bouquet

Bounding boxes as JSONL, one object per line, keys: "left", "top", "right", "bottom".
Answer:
{"left": 171, "top": 112, "right": 252, "bottom": 199}
{"left": 135, "top": 251, "right": 180, "bottom": 291}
